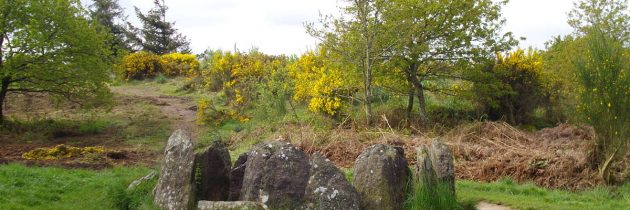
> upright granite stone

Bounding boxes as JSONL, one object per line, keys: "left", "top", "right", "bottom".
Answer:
{"left": 195, "top": 141, "right": 232, "bottom": 201}
{"left": 239, "top": 141, "right": 310, "bottom": 209}
{"left": 197, "top": 201, "right": 265, "bottom": 210}
{"left": 415, "top": 146, "right": 437, "bottom": 188}
{"left": 352, "top": 144, "right": 409, "bottom": 210}
{"left": 228, "top": 153, "right": 248, "bottom": 201}
{"left": 303, "top": 154, "right": 360, "bottom": 210}
{"left": 154, "top": 129, "right": 196, "bottom": 210}
{"left": 429, "top": 139, "right": 455, "bottom": 195}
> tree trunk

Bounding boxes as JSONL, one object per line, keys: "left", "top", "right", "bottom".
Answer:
{"left": 416, "top": 85, "right": 428, "bottom": 122}
{"left": 406, "top": 63, "right": 428, "bottom": 122}
{"left": 364, "top": 33, "right": 372, "bottom": 125}
{"left": 0, "top": 77, "right": 10, "bottom": 124}
{"left": 364, "top": 73, "right": 372, "bottom": 125}
{"left": 0, "top": 35, "right": 5, "bottom": 123}
{"left": 406, "top": 88, "right": 415, "bottom": 119}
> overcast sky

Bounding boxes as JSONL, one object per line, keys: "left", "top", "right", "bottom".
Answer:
{"left": 113, "top": 0, "right": 579, "bottom": 55}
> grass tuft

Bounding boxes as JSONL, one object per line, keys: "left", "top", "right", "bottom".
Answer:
{"left": 405, "top": 177, "right": 469, "bottom": 210}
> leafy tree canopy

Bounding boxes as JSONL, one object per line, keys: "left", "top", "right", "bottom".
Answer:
{"left": 0, "top": 0, "right": 112, "bottom": 121}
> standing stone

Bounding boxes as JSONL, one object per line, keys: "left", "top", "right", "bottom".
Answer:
{"left": 154, "top": 129, "right": 196, "bottom": 210}
{"left": 303, "top": 154, "right": 360, "bottom": 210}
{"left": 240, "top": 141, "right": 310, "bottom": 209}
{"left": 415, "top": 146, "right": 437, "bottom": 189}
{"left": 197, "top": 201, "right": 265, "bottom": 210}
{"left": 228, "top": 153, "right": 248, "bottom": 201}
{"left": 195, "top": 141, "right": 232, "bottom": 201}
{"left": 352, "top": 144, "right": 409, "bottom": 210}
{"left": 429, "top": 139, "right": 456, "bottom": 196}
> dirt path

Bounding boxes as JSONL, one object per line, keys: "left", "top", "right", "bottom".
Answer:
{"left": 476, "top": 202, "right": 513, "bottom": 210}
{"left": 111, "top": 85, "right": 202, "bottom": 139}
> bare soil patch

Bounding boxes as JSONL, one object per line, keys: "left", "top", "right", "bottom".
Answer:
{"left": 0, "top": 87, "right": 188, "bottom": 169}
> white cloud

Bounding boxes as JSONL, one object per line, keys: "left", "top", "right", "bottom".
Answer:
{"left": 110, "top": 0, "right": 584, "bottom": 55}
{"left": 502, "top": 0, "right": 575, "bottom": 49}
{"left": 119, "top": 0, "right": 339, "bottom": 55}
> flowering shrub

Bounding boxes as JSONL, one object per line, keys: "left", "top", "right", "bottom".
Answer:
{"left": 289, "top": 49, "right": 348, "bottom": 116}
{"left": 160, "top": 53, "right": 200, "bottom": 77}
{"left": 194, "top": 49, "right": 287, "bottom": 124}
{"left": 120, "top": 52, "right": 200, "bottom": 80}
{"left": 470, "top": 49, "right": 547, "bottom": 125}
{"left": 120, "top": 51, "right": 162, "bottom": 80}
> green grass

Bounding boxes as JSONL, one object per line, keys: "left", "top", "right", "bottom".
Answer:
{"left": 77, "top": 119, "right": 112, "bottom": 135}
{"left": 3, "top": 163, "right": 628, "bottom": 210}
{"left": 458, "top": 178, "right": 630, "bottom": 210}
{"left": 114, "top": 77, "right": 201, "bottom": 98}
{"left": 407, "top": 179, "right": 473, "bottom": 210}
{"left": 111, "top": 102, "right": 171, "bottom": 151}
{"left": 0, "top": 164, "right": 158, "bottom": 210}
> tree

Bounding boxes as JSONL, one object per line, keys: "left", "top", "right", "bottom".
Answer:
{"left": 382, "top": 0, "right": 517, "bottom": 121}
{"left": 306, "top": 0, "right": 390, "bottom": 125}
{"left": 569, "top": 0, "right": 630, "bottom": 46}
{"left": 129, "top": 0, "right": 190, "bottom": 54}
{"left": 569, "top": 0, "right": 630, "bottom": 184}
{"left": 540, "top": 35, "right": 586, "bottom": 123}
{"left": 89, "top": 0, "right": 131, "bottom": 57}
{"left": 0, "top": 0, "right": 111, "bottom": 122}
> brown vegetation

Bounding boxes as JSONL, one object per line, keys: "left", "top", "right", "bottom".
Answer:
{"left": 263, "top": 122, "right": 627, "bottom": 191}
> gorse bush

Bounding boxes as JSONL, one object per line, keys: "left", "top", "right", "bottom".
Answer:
{"left": 253, "top": 62, "right": 292, "bottom": 120}
{"left": 160, "top": 52, "right": 200, "bottom": 77}
{"left": 121, "top": 51, "right": 162, "bottom": 80}
{"left": 289, "top": 49, "right": 356, "bottom": 117}
{"left": 193, "top": 49, "right": 291, "bottom": 124}
{"left": 469, "top": 49, "right": 548, "bottom": 125}
{"left": 120, "top": 51, "right": 199, "bottom": 80}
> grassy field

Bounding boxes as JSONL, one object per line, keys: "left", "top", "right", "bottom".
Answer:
{"left": 458, "top": 179, "right": 630, "bottom": 209}
{"left": 0, "top": 164, "right": 158, "bottom": 210}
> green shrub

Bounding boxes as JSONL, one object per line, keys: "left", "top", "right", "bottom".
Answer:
{"left": 468, "top": 49, "right": 548, "bottom": 125}
{"left": 575, "top": 28, "right": 630, "bottom": 183}
{"left": 154, "top": 73, "right": 168, "bottom": 84}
